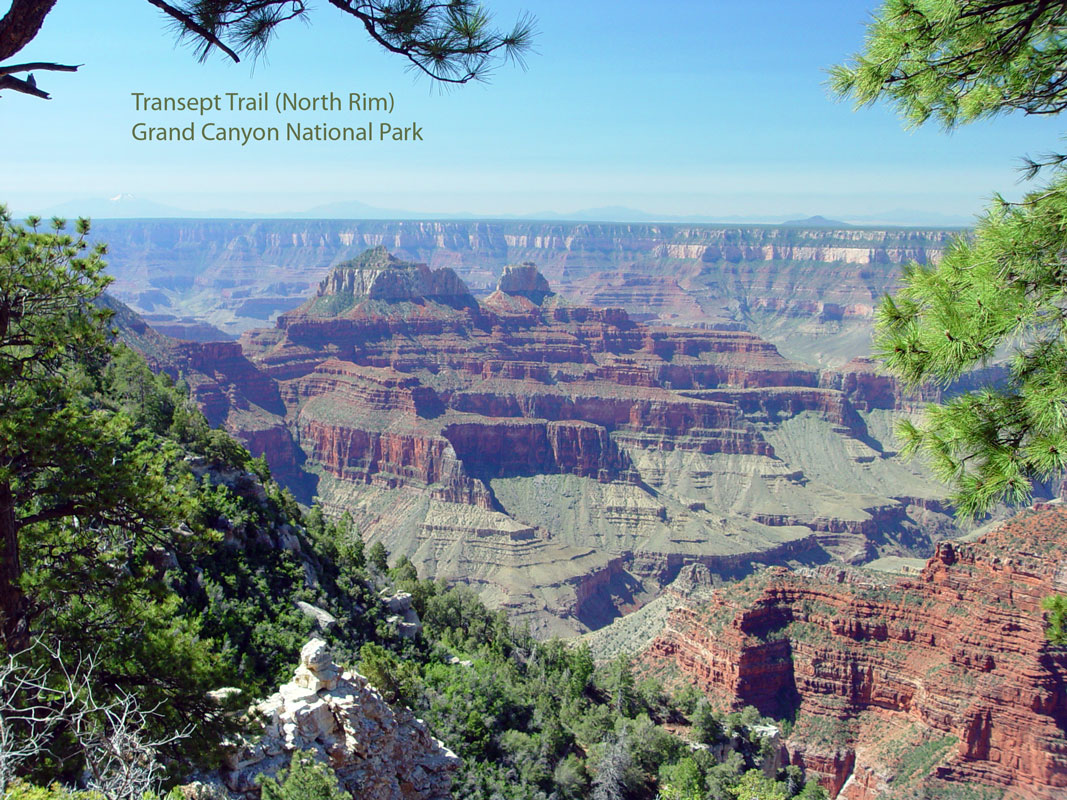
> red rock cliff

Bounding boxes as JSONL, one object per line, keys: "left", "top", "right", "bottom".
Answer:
{"left": 644, "top": 507, "right": 1067, "bottom": 799}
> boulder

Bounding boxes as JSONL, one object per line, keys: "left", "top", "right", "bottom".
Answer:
{"left": 381, "top": 593, "right": 422, "bottom": 639}
{"left": 295, "top": 600, "right": 338, "bottom": 632}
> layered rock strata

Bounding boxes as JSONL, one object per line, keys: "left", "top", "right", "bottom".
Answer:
{"left": 94, "top": 219, "right": 953, "bottom": 349}
{"left": 113, "top": 248, "right": 961, "bottom": 634}
{"left": 642, "top": 506, "right": 1067, "bottom": 799}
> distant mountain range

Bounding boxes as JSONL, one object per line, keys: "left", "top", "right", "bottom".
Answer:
{"left": 15, "top": 194, "right": 976, "bottom": 228}
{"left": 782, "top": 215, "right": 850, "bottom": 227}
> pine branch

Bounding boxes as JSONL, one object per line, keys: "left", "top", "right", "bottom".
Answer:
{"left": 144, "top": 0, "right": 242, "bottom": 63}
{"left": 0, "top": 62, "right": 79, "bottom": 76}
{"left": 0, "top": 73, "right": 49, "bottom": 99}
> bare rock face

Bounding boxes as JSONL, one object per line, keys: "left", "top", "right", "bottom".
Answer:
{"left": 670, "top": 562, "right": 717, "bottom": 596}
{"left": 218, "top": 639, "right": 459, "bottom": 799}
{"left": 495, "top": 262, "right": 554, "bottom": 304}
{"left": 311, "top": 246, "right": 475, "bottom": 309}
{"left": 642, "top": 507, "right": 1067, "bottom": 799}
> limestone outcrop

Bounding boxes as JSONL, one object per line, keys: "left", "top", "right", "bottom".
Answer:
{"left": 217, "top": 639, "right": 459, "bottom": 799}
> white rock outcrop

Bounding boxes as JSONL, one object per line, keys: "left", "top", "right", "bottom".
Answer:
{"left": 380, "top": 592, "right": 422, "bottom": 639}
{"left": 218, "top": 639, "right": 459, "bottom": 799}
{"left": 294, "top": 600, "right": 338, "bottom": 632}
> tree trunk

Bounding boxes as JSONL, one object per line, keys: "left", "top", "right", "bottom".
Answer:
{"left": 0, "top": 0, "right": 59, "bottom": 62}
{"left": 0, "top": 481, "right": 27, "bottom": 652}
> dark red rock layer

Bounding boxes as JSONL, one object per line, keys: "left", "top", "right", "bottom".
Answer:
{"left": 643, "top": 507, "right": 1067, "bottom": 799}
{"left": 296, "top": 416, "right": 493, "bottom": 507}
{"left": 229, "top": 265, "right": 847, "bottom": 504}
{"left": 442, "top": 419, "right": 630, "bottom": 481}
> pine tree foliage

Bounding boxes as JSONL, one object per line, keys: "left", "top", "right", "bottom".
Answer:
{"left": 1042, "top": 593, "right": 1067, "bottom": 642}
{"left": 258, "top": 751, "right": 349, "bottom": 800}
{"left": 0, "top": 0, "right": 535, "bottom": 99}
{"left": 0, "top": 208, "right": 193, "bottom": 650}
{"left": 164, "top": 1, "right": 536, "bottom": 84}
{"left": 831, "top": 0, "right": 1067, "bottom": 128}
{"left": 874, "top": 175, "right": 1067, "bottom": 517}
{"left": 833, "top": 1, "right": 1067, "bottom": 518}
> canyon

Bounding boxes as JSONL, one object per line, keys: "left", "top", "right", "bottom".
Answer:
{"left": 92, "top": 219, "right": 953, "bottom": 366}
{"left": 99, "top": 222, "right": 1067, "bottom": 794}
{"left": 639, "top": 505, "right": 1067, "bottom": 799}
{"left": 117, "top": 243, "right": 966, "bottom": 636}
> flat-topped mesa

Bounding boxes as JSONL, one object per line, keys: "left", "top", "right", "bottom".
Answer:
{"left": 497, "top": 262, "right": 554, "bottom": 304}
{"left": 303, "top": 245, "right": 476, "bottom": 313}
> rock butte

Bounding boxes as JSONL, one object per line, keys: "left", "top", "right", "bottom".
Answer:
{"left": 123, "top": 247, "right": 966, "bottom": 636}
{"left": 95, "top": 219, "right": 952, "bottom": 366}
{"left": 640, "top": 505, "right": 1067, "bottom": 799}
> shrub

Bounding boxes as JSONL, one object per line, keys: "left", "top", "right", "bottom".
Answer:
{"left": 257, "top": 752, "right": 348, "bottom": 800}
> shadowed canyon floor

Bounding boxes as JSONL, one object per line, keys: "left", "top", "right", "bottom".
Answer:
{"left": 118, "top": 245, "right": 968, "bottom": 636}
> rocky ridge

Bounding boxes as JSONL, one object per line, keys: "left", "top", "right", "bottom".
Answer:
{"left": 93, "top": 219, "right": 953, "bottom": 367}
{"left": 640, "top": 506, "right": 1067, "bottom": 799}
{"left": 205, "top": 639, "right": 459, "bottom": 799}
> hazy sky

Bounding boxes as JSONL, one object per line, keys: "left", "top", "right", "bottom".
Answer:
{"left": 2, "top": 0, "right": 1064, "bottom": 221}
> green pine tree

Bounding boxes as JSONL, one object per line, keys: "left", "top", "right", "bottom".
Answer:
{"left": 833, "top": 1, "right": 1067, "bottom": 642}
{"left": 258, "top": 752, "right": 349, "bottom": 800}
{"left": 0, "top": 208, "right": 191, "bottom": 649}
{"left": 832, "top": 2, "right": 1067, "bottom": 519}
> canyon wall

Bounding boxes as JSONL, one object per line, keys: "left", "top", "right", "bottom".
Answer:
{"left": 642, "top": 506, "right": 1067, "bottom": 799}
{"left": 111, "top": 243, "right": 968, "bottom": 636}
{"left": 93, "top": 220, "right": 952, "bottom": 366}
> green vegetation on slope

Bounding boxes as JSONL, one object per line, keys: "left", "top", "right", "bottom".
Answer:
{"left": 10, "top": 345, "right": 829, "bottom": 799}
{"left": 0, "top": 210, "right": 827, "bottom": 800}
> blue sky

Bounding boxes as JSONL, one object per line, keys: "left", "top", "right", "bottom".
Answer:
{"left": 1, "top": 0, "right": 1064, "bottom": 221}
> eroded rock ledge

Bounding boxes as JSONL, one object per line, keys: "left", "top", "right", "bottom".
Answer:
{"left": 212, "top": 639, "right": 459, "bottom": 799}
{"left": 642, "top": 506, "right": 1067, "bottom": 799}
